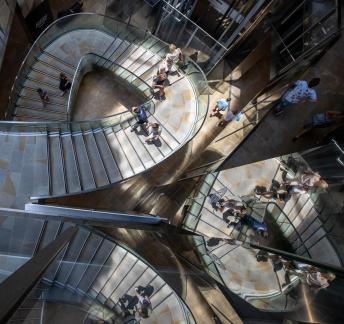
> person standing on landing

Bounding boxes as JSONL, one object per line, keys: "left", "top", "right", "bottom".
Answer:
{"left": 59, "top": 73, "right": 72, "bottom": 96}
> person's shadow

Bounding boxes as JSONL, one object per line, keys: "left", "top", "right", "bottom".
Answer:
{"left": 146, "top": 138, "right": 162, "bottom": 147}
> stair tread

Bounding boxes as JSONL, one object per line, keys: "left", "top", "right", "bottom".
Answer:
{"left": 115, "top": 129, "right": 145, "bottom": 174}
{"left": 123, "top": 127, "right": 155, "bottom": 169}
{"left": 32, "top": 135, "right": 50, "bottom": 196}
{"left": 83, "top": 132, "right": 110, "bottom": 187}
{"left": 92, "top": 130, "right": 123, "bottom": 182}
{"left": 61, "top": 134, "right": 82, "bottom": 193}
{"left": 104, "top": 130, "right": 135, "bottom": 178}
{"left": 48, "top": 135, "right": 66, "bottom": 196}
{"left": 72, "top": 134, "right": 96, "bottom": 190}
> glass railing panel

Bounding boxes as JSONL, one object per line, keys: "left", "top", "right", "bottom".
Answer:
{"left": 4, "top": 12, "right": 208, "bottom": 159}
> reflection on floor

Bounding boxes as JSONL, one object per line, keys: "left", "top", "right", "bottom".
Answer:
{"left": 72, "top": 70, "right": 143, "bottom": 120}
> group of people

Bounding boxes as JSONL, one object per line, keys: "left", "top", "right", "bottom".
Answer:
{"left": 118, "top": 286, "right": 153, "bottom": 321}
{"left": 36, "top": 73, "right": 72, "bottom": 105}
{"left": 131, "top": 43, "right": 186, "bottom": 142}
{"left": 209, "top": 193, "right": 268, "bottom": 237}
{"left": 130, "top": 105, "right": 161, "bottom": 143}
{"left": 209, "top": 97, "right": 242, "bottom": 127}
{"left": 151, "top": 43, "right": 185, "bottom": 101}
{"left": 254, "top": 169, "right": 327, "bottom": 204}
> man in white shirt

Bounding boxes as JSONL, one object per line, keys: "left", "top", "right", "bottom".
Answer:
{"left": 274, "top": 78, "right": 320, "bottom": 115}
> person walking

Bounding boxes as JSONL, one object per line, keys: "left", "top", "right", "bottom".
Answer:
{"left": 210, "top": 98, "right": 231, "bottom": 118}
{"left": 152, "top": 71, "right": 167, "bottom": 101}
{"left": 166, "top": 43, "right": 184, "bottom": 74}
{"left": 59, "top": 73, "right": 72, "bottom": 96}
{"left": 37, "top": 88, "right": 50, "bottom": 104}
{"left": 131, "top": 105, "right": 148, "bottom": 132}
{"left": 145, "top": 122, "right": 161, "bottom": 143}
{"left": 274, "top": 78, "right": 320, "bottom": 116}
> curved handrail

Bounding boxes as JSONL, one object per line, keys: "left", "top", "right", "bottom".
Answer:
{"left": 0, "top": 52, "right": 155, "bottom": 134}
{"left": 4, "top": 12, "right": 208, "bottom": 141}
{"left": 67, "top": 52, "right": 154, "bottom": 120}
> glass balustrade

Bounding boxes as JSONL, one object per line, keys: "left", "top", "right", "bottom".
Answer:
{"left": 1, "top": 13, "right": 208, "bottom": 149}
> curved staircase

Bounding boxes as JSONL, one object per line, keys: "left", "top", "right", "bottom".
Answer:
{"left": 0, "top": 13, "right": 209, "bottom": 207}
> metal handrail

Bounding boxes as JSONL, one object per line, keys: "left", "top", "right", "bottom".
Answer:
{"left": 66, "top": 52, "right": 154, "bottom": 120}
{"left": 1, "top": 53, "right": 155, "bottom": 131}
{"left": 4, "top": 12, "right": 209, "bottom": 154}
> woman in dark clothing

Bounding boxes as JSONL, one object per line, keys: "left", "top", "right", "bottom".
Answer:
{"left": 59, "top": 73, "right": 71, "bottom": 96}
{"left": 152, "top": 72, "right": 167, "bottom": 101}
{"left": 37, "top": 88, "right": 50, "bottom": 104}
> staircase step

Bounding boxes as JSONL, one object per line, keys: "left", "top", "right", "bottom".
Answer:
{"left": 34, "top": 58, "right": 74, "bottom": 79}
{"left": 32, "top": 135, "right": 50, "bottom": 197}
{"left": 14, "top": 106, "right": 67, "bottom": 122}
{"left": 72, "top": 133, "right": 96, "bottom": 190}
{"left": 103, "top": 38, "right": 124, "bottom": 61}
{"left": 77, "top": 240, "right": 116, "bottom": 293}
{"left": 103, "top": 129, "right": 135, "bottom": 178}
{"left": 89, "top": 247, "right": 128, "bottom": 298}
{"left": 28, "top": 69, "right": 59, "bottom": 88}
{"left": 99, "top": 253, "right": 137, "bottom": 301}
{"left": 92, "top": 130, "right": 123, "bottom": 182}
{"left": 61, "top": 134, "right": 82, "bottom": 193}
{"left": 82, "top": 131, "right": 110, "bottom": 187}
{"left": 110, "top": 41, "right": 138, "bottom": 67}
{"left": 43, "top": 223, "right": 74, "bottom": 282}
{"left": 20, "top": 88, "right": 68, "bottom": 106}
{"left": 66, "top": 234, "right": 103, "bottom": 288}
{"left": 148, "top": 115, "right": 179, "bottom": 155}
{"left": 40, "top": 51, "right": 76, "bottom": 73}
{"left": 48, "top": 134, "right": 67, "bottom": 196}
{"left": 39, "top": 220, "right": 61, "bottom": 250}
{"left": 133, "top": 127, "right": 164, "bottom": 164}
{"left": 109, "top": 262, "right": 152, "bottom": 303}
{"left": 24, "top": 77, "right": 59, "bottom": 91}
{"left": 123, "top": 127, "right": 155, "bottom": 169}
{"left": 115, "top": 129, "right": 145, "bottom": 174}
{"left": 55, "top": 229, "right": 90, "bottom": 285}
{"left": 17, "top": 96, "right": 67, "bottom": 113}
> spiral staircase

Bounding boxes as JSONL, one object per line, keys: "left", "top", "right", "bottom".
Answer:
{"left": 0, "top": 13, "right": 208, "bottom": 207}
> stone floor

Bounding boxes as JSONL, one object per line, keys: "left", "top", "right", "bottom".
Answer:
{"left": 72, "top": 70, "right": 143, "bottom": 120}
